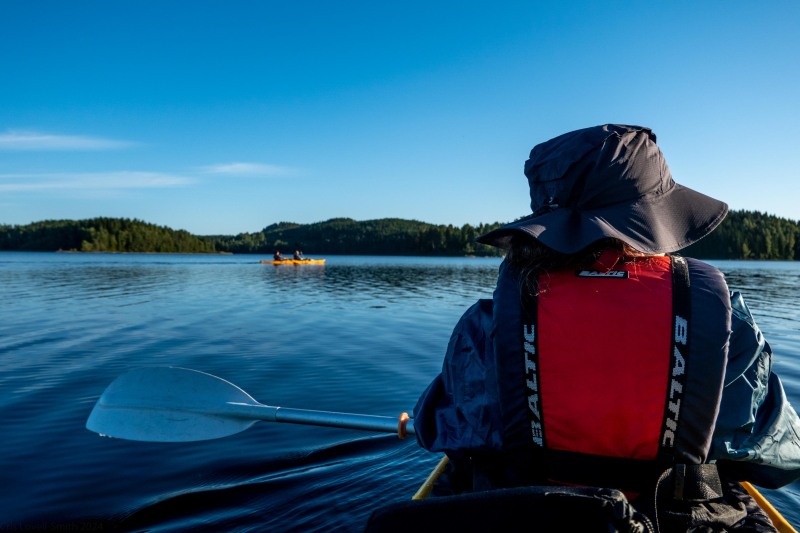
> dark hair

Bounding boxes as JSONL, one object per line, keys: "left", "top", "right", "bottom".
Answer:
{"left": 505, "top": 236, "right": 657, "bottom": 296}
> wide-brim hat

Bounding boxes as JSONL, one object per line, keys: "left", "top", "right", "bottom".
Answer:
{"left": 477, "top": 124, "right": 728, "bottom": 254}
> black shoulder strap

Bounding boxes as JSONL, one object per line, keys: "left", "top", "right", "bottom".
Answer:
{"left": 657, "top": 256, "right": 691, "bottom": 465}
{"left": 521, "top": 288, "right": 545, "bottom": 448}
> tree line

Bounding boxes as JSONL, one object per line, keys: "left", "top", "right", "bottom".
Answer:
{"left": 1, "top": 210, "right": 799, "bottom": 259}
{"left": 213, "top": 218, "right": 505, "bottom": 256}
{"left": 681, "top": 210, "right": 800, "bottom": 260}
{"left": 0, "top": 218, "right": 217, "bottom": 254}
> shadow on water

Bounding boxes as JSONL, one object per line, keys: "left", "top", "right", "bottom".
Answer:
{"left": 113, "top": 436, "right": 437, "bottom": 533}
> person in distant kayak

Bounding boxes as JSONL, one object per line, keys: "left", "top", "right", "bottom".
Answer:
{"left": 293, "top": 250, "right": 304, "bottom": 260}
{"left": 274, "top": 251, "right": 285, "bottom": 261}
{"left": 413, "top": 125, "right": 800, "bottom": 532}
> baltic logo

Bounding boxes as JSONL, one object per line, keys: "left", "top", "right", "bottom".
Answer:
{"left": 523, "top": 323, "right": 544, "bottom": 446}
{"left": 576, "top": 270, "right": 629, "bottom": 278}
{"left": 662, "top": 315, "right": 688, "bottom": 447}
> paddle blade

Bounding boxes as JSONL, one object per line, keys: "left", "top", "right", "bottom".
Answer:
{"left": 86, "top": 367, "right": 261, "bottom": 442}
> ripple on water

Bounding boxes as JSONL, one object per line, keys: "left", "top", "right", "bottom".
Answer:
{"left": 1, "top": 254, "right": 797, "bottom": 530}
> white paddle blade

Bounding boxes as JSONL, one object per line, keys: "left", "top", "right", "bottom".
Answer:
{"left": 86, "top": 367, "right": 262, "bottom": 442}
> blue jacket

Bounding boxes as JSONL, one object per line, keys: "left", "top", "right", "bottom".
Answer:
{"left": 414, "top": 258, "right": 800, "bottom": 489}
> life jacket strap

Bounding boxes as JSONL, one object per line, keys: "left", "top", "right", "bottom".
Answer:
{"left": 656, "top": 255, "right": 692, "bottom": 465}
{"left": 670, "top": 463, "right": 724, "bottom": 502}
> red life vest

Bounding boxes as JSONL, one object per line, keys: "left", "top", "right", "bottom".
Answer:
{"left": 491, "top": 253, "right": 730, "bottom": 493}
{"left": 534, "top": 255, "right": 675, "bottom": 461}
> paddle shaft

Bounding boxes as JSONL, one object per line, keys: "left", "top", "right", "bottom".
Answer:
{"left": 223, "top": 402, "right": 416, "bottom": 435}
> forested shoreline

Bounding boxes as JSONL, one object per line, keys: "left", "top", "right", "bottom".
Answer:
{"left": 1, "top": 210, "right": 798, "bottom": 259}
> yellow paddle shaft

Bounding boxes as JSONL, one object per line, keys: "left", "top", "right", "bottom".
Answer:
{"left": 741, "top": 481, "right": 798, "bottom": 533}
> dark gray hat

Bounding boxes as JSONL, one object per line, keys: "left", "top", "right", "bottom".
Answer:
{"left": 477, "top": 124, "right": 728, "bottom": 253}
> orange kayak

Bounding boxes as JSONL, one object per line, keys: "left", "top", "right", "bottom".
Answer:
{"left": 259, "top": 259, "right": 326, "bottom": 265}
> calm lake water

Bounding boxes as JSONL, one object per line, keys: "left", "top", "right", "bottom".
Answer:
{"left": 1, "top": 252, "right": 798, "bottom": 531}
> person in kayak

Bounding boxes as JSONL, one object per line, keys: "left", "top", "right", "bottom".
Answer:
{"left": 274, "top": 251, "right": 285, "bottom": 261}
{"left": 412, "top": 125, "right": 800, "bottom": 532}
{"left": 293, "top": 249, "right": 305, "bottom": 260}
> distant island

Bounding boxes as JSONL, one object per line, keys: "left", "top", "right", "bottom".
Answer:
{"left": 0, "top": 210, "right": 798, "bottom": 260}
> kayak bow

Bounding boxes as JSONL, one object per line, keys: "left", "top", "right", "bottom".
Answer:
{"left": 409, "top": 457, "right": 797, "bottom": 532}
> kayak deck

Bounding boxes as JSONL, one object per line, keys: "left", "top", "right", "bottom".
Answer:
{"left": 405, "top": 456, "right": 797, "bottom": 532}
{"left": 259, "top": 259, "right": 326, "bottom": 265}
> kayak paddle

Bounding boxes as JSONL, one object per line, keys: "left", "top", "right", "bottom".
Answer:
{"left": 86, "top": 366, "right": 414, "bottom": 442}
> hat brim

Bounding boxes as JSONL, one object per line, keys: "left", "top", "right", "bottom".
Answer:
{"left": 476, "top": 183, "right": 728, "bottom": 254}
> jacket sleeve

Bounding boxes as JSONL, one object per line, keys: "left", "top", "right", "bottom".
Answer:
{"left": 413, "top": 299, "right": 504, "bottom": 454}
{"left": 711, "top": 291, "right": 800, "bottom": 488}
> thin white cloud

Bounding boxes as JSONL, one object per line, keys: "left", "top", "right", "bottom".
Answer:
{"left": 0, "top": 130, "right": 135, "bottom": 151}
{"left": 0, "top": 171, "right": 192, "bottom": 192}
{"left": 201, "top": 162, "right": 298, "bottom": 176}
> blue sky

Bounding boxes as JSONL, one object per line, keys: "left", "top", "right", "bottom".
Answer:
{"left": 2, "top": 1, "right": 798, "bottom": 236}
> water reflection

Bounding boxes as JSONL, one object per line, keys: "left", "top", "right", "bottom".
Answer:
{"left": 262, "top": 263, "right": 500, "bottom": 308}
{"left": 36, "top": 266, "right": 171, "bottom": 299}
{"left": 1, "top": 253, "right": 797, "bottom": 530}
